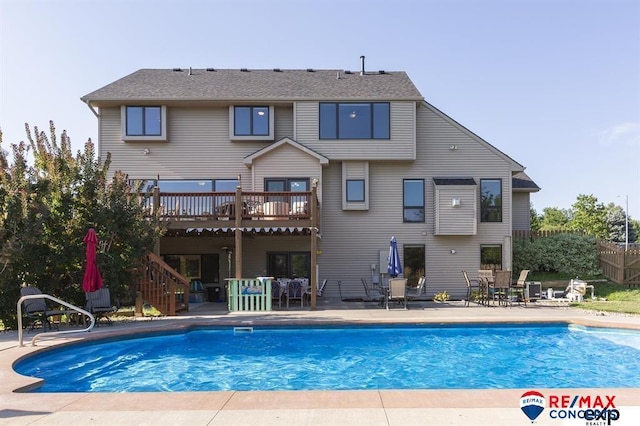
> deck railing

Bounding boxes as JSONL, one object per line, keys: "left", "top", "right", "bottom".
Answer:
{"left": 142, "top": 189, "right": 316, "bottom": 223}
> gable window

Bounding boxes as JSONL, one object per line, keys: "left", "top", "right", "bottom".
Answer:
{"left": 403, "top": 179, "right": 425, "bottom": 223}
{"left": 480, "top": 179, "right": 502, "bottom": 222}
{"left": 230, "top": 106, "right": 274, "bottom": 140}
{"left": 122, "top": 105, "right": 167, "bottom": 141}
{"left": 346, "top": 179, "right": 365, "bottom": 202}
{"left": 319, "top": 102, "right": 390, "bottom": 139}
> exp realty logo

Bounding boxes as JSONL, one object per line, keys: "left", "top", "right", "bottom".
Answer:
{"left": 520, "top": 391, "right": 621, "bottom": 424}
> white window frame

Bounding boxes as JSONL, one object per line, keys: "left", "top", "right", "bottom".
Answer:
{"left": 121, "top": 105, "right": 168, "bottom": 142}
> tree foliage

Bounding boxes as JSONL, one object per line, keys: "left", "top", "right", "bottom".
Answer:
{"left": 570, "top": 194, "right": 608, "bottom": 239}
{"left": 539, "top": 207, "right": 572, "bottom": 231}
{"left": 0, "top": 122, "right": 164, "bottom": 328}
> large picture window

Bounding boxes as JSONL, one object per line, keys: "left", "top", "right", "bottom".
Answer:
{"left": 480, "top": 179, "right": 502, "bottom": 222}
{"left": 403, "top": 179, "right": 425, "bottom": 223}
{"left": 320, "top": 102, "right": 390, "bottom": 139}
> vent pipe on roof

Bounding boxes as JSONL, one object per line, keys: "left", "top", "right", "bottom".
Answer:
{"left": 336, "top": 71, "right": 340, "bottom": 79}
{"left": 189, "top": 67, "right": 192, "bottom": 76}
{"left": 360, "top": 55, "right": 365, "bottom": 75}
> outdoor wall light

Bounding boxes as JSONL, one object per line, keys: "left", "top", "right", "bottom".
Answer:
{"left": 452, "top": 198, "right": 461, "bottom": 207}
{"left": 450, "top": 249, "right": 457, "bottom": 254}
{"left": 143, "top": 148, "right": 151, "bottom": 155}
{"left": 449, "top": 145, "right": 458, "bottom": 151}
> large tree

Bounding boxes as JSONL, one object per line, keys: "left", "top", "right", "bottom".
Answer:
{"left": 0, "top": 122, "right": 164, "bottom": 328}
{"left": 570, "top": 194, "right": 608, "bottom": 239}
{"left": 539, "top": 207, "right": 572, "bottom": 231}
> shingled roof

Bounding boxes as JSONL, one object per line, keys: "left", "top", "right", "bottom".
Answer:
{"left": 82, "top": 68, "right": 424, "bottom": 104}
{"left": 512, "top": 171, "right": 541, "bottom": 192}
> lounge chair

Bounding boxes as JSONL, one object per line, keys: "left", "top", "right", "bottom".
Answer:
{"left": 560, "top": 278, "right": 594, "bottom": 302}
{"left": 510, "top": 269, "right": 530, "bottom": 306}
{"left": 86, "top": 287, "right": 118, "bottom": 326}
{"left": 386, "top": 278, "right": 407, "bottom": 310}
{"left": 407, "top": 276, "right": 427, "bottom": 301}
{"left": 462, "top": 271, "right": 481, "bottom": 306}
{"left": 20, "top": 286, "right": 67, "bottom": 331}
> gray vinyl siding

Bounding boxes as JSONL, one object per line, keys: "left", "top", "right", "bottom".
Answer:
{"left": 314, "top": 103, "right": 514, "bottom": 300}
{"left": 294, "top": 101, "right": 416, "bottom": 160}
{"left": 434, "top": 186, "right": 477, "bottom": 235}
{"left": 512, "top": 192, "right": 531, "bottom": 231}
{"left": 249, "top": 143, "right": 322, "bottom": 199}
{"left": 98, "top": 106, "right": 294, "bottom": 184}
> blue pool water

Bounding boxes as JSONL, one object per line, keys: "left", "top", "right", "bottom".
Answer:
{"left": 14, "top": 323, "right": 640, "bottom": 392}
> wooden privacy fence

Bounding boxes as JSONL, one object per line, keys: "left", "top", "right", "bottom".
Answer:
{"left": 597, "top": 241, "right": 640, "bottom": 287}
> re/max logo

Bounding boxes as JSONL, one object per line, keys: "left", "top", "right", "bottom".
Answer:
{"left": 548, "top": 395, "right": 617, "bottom": 409}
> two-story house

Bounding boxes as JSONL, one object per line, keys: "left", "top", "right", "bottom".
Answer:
{"left": 81, "top": 64, "right": 539, "bottom": 308}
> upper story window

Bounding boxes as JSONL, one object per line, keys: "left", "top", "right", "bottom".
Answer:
{"left": 230, "top": 106, "right": 274, "bottom": 141}
{"left": 346, "top": 180, "right": 365, "bottom": 202}
{"left": 480, "top": 179, "right": 502, "bottom": 222}
{"left": 319, "top": 102, "right": 390, "bottom": 139}
{"left": 121, "top": 106, "right": 167, "bottom": 141}
{"left": 403, "top": 179, "right": 425, "bottom": 223}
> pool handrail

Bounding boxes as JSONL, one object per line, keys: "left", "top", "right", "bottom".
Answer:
{"left": 17, "top": 293, "right": 95, "bottom": 347}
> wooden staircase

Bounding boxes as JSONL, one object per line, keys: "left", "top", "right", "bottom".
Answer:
{"left": 138, "top": 252, "right": 190, "bottom": 316}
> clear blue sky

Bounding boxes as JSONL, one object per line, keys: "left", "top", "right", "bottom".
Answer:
{"left": 1, "top": 0, "right": 639, "bottom": 218}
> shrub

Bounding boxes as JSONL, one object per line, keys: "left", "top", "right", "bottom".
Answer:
{"left": 513, "top": 233, "right": 599, "bottom": 277}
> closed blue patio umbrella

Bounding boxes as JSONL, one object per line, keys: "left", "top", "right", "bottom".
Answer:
{"left": 387, "top": 236, "right": 402, "bottom": 278}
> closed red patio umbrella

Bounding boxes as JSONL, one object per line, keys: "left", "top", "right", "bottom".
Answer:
{"left": 82, "top": 228, "right": 103, "bottom": 293}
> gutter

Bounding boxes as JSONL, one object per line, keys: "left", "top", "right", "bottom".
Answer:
{"left": 83, "top": 99, "right": 99, "bottom": 118}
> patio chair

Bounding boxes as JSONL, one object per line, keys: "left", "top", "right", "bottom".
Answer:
{"left": 304, "top": 279, "right": 328, "bottom": 303}
{"left": 361, "top": 278, "right": 385, "bottom": 305}
{"left": 386, "top": 278, "right": 407, "bottom": 310}
{"left": 509, "top": 269, "right": 530, "bottom": 306}
{"left": 20, "top": 286, "right": 67, "bottom": 331}
{"left": 286, "top": 280, "right": 304, "bottom": 308}
{"left": 271, "top": 280, "right": 284, "bottom": 308}
{"left": 462, "top": 271, "right": 481, "bottom": 306}
{"left": 492, "top": 270, "right": 511, "bottom": 306}
{"left": 86, "top": 287, "right": 118, "bottom": 326}
{"left": 407, "top": 276, "right": 427, "bottom": 301}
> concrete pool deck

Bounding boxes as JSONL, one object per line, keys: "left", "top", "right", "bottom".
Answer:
{"left": 1, "top": 300, "right": 639, "bottom": 425}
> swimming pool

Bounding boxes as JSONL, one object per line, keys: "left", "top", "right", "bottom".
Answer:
{"left": 14, "top": 323, "right": 640, "bottom": 392}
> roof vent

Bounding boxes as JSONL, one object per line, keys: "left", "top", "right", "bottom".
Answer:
{"left": 306, "top": 68, "right": 314, "bottom": 72}
{"left": 379, "top": 70, "right": 386, "bottom": 74}
{"left": 206, "top": 68, "right": 216, "bottom": 72}
{"left": 344, "top": 70, "right": 352, "bottom": 74}
{"left": 240, "top": 68, "right": 249, "bottom": 72}
{"left": 172, "top": 68, "right": 182, "bottom": 72}
{"left": 273, "top": 68, "right": 281, "bottom": 72}
{"left": 360, "top": 55, "right": 365, "bottom": 76}
{"left": 188, "top": 67, "right": 193, "bottom": 76}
